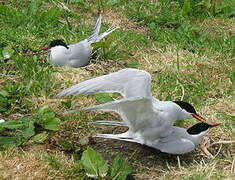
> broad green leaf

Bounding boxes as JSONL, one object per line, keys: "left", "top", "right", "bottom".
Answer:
{"left": 95, "top": 93, "right": 113, "bottom": 104}
{"left": 221, "top": 7, "right": 235, "bottom": 17}
{"left": 0, "top": 137, "right": 19, "bottom": 145}
{"left": 42, "top": 111, "right": 55, "bottom": 118}
{"left": 125, "top": 61, "right": 140, "bottom": 68}
{"left": 21, "top": 116, "right": 34, "bottom": 125}
{"left": 1, "top": 120, "right": 23, "bottom": 129}
{"left": 81, "top": 147, "right": 109, "bottom": 179}
{"left": 38, "top": 105, "right": 52, "bottom": 115}
{"left": 31, "top": 132, "right": 48, "bottom": 143}
{"left": 42, "top": 117, "right": 60, "bottom": 131}
{"left": 37, "top": 106, "right": 55, "bottom": 118}
{"left": 21, "top": 120, "right": 35, "bottom": 138}
{"left": 111, "top": 154, "right": 132, "bottom": 180}
{"left": 2, "top": 46, "right": 14, "bottom": 60}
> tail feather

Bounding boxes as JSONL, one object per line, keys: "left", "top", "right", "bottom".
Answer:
{"left": 95, "top": 26, "right": 119, "bottom": 42}
{"left": 88, "top": 14, "right": 102, "bottom": 42}
{"left": 89, "top": 120, "right": 127, "bottom": 126}
{"left": 87, "top": 15, "right": 119, "bottom": 43}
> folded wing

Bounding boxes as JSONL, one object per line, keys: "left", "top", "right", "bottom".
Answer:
{"left": 152, "top": 138, "right": 195, "bottom": 154}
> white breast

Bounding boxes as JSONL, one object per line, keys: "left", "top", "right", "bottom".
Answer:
{"left": 49, "top": 40, "right": 93, "bottom": 68}
{"left": 50, "top": 46, "right": 70, "bottom": 66}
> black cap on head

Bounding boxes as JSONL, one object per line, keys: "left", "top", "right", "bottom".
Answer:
{"left": 187, "top": 122, "right": 210, "bottom": 135}
{"left": 173, "top": 101, "right": 196, "bottom": 114}
{"left": 49, "top": 39, "right": 69, "bottom": 49}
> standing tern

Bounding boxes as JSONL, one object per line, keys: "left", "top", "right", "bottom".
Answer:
{"left": 41, "top": 15, "right": 119, "bottom": 68}
{"left": 54, "top": 68, "right": 220, "bottom": 154}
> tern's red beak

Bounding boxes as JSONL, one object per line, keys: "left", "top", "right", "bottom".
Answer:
{"left": 209, "top": 123, "right": 221, "bottom": 128}
{"left": 192, "top": 113, "right": 206, "bottom": 122}
{"left": 41, "top": 46, "right": 51, "bottom": 51}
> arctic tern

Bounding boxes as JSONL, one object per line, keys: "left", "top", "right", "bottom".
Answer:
{"left": 54, "top": 68, "right": 220, "bottom": 154}
{"left": 41, "top": 15, "right": 119, "bottom": 68}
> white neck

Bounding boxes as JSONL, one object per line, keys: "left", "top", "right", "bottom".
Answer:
{"left": 188, "top": 130, "right": 208, "bottom": 146}
{"left": 176, "top": 107, "right": 191, "bottom": 120}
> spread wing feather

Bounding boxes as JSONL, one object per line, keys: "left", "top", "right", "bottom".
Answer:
{"left": 63, "top": 97, "right": 158, "bottom": 133}
{"left": 54, "top": 68, "right": 152, "bottom": 98}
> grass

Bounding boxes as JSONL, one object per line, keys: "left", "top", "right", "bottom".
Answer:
{"left": 0, "top": 0, "right": 234, "bottom": 179}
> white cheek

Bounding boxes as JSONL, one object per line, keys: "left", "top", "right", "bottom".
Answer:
{"left": 182, "top": 109, "right": 191, "bottom": 119}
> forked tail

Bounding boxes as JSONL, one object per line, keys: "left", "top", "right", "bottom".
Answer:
{"left": 88, "top": 14, "right": 119, "bottom": 43}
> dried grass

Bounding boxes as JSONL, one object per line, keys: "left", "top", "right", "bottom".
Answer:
{"left": 103, "top": 10, "right": 149, "bottom": 35}
{"left": 0, "top": 147, "right": 52, "bottom": 180}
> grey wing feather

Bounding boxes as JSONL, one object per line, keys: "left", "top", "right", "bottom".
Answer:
{"left": 62, "top": 97, "right": 156, "bottom": 132}
{"left": 54, "top": 68, "right": 152, "bottom": 98}
{"left": 87, "top": 14, "right": 102, "bottom": 42}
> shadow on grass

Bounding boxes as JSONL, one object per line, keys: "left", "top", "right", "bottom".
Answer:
{"left": 90, "top": 126, "right": 200, "bottom": 172}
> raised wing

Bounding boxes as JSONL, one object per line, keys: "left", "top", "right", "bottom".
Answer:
{"left": 54, "top": 68, "right": 152, "bottom": 98}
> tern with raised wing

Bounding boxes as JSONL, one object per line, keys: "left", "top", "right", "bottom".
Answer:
{"left": 55, "top": 68, "right": 220, "bottom": 154}
{"left": 41, "top": 15, "right": 119, "bottom": 68}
